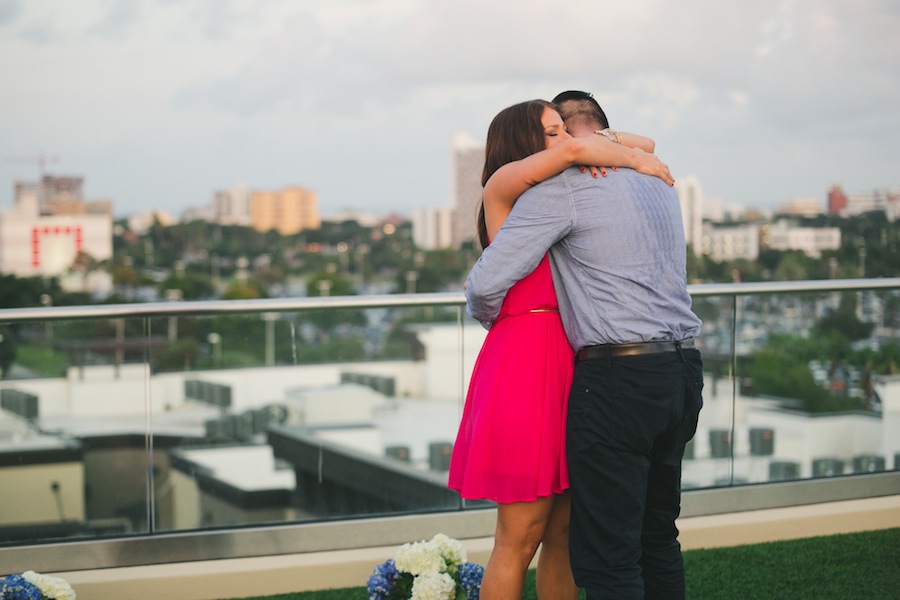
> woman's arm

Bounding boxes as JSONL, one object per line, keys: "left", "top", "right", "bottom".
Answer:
{"left": 593, "top": 128, "right": 655, "bottom": 153}
{"left": 617, "top": 131, "right": 655, "bottom": 154}
{"left": 482, "top": 136, "right": 672, "bottom": 240}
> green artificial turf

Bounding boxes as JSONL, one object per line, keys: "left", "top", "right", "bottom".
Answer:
{"left": 682, "top": 527, "right": 900, "bottom": 599}
{"left": 226, "top": 527, "right": 900, "bottom": 599}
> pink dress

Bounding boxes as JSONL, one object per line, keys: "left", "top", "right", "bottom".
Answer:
{"left": 448, "top": 254, "right": 574, "bottom": 503}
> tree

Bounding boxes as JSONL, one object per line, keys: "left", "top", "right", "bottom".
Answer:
{"left": 221, "top": 282, "right": 263, "bottom": 300}
{"left": 393, "top": 249, "right": 468, "bottom": 293}
{"left": 304, "top": 272, "right": 366, "bottom": 331}
{"left": 159, "top": 273, "right": 215, "bottom": 300}
{"left": 0, "top": 275, "right": 91, "bottom": 309}
{"left": 745, "top": 348, "right": 834, "bottom": 410}
{"left": 155, "top": 338, "right": 200, "bottom": 371}
{"left": 0, "top": 275, "right": 55, "bottom": 308}
{"left": 112, "top": 263, "right": 142, "bottom": 287}
{"left": 0, "top": 325, "right": 17, "bottom": 378}
{"left": 772, "top": 251, "right": 814, "bottom": 281}
{"left": 814, "top": 294, "right": 875, "bottom": 342}
{"left": 307, "top": 272, "right": 354, "bottom": 298}
{"left": 852, "top": 340, "right": 900, "bottom": 375}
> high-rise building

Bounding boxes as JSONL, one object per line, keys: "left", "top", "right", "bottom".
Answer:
{"left": 828, "top": 185, "right": 848, "bottom": 215}
{"left": 14, "top": 175, "right": 111, "bottom": 216}
{"left": 128, "top": 210, "right": 175, "bottom": 235}
{"left": 701, "top": 195, "right": 726, "bottom": 223}
{"left": 13, "top": 181, "right": 41, "bottom": 214}
{"left": 450, "top": 133, "right": 484, "bottom": 249}
{"left": 777, "top": 198, "right": 825, "bottom": 218}
{"left": 828, "top": 184, "right": 898, "bottom": 220}
{"left": 320, "top": 210, "right": 383, "bottom": 227}
{"left": 845, "top": 189, "right": 894, "bottom": 217}
{"left": 412, "top": 206, "right": 454, "bottom": 250}
{"left": 761, "top": 220, "right": 841, "bottom": 258}
{"left": 213, "top": 184, "right": 251, "bottom": 226}
{"left": 701, "top": 223, "right": 760, "bottom": 262}
{"left": 2, "top": 175, "right": 114, "bottom": 279}
{"left": 250, "top": 187, "right": 320, "bottom": 235}
{"left": 675, "top": 175, "right": 704, "bottom": 256}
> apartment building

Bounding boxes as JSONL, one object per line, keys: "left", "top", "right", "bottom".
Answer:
{"left": 250, "top": 186, "right": 320, "bottom": 235}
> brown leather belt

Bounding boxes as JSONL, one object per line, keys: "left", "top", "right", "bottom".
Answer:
{"left": 577, "top": 338, "right": 696, "bottom": 361}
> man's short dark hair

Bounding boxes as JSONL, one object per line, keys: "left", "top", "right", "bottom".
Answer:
{"left": 552, "top": 90, "right": 610, "bottom": 130}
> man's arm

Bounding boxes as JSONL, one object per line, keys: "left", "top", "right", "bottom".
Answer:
{"left": 465, "top": 176, "right": 574, "bottom": 326}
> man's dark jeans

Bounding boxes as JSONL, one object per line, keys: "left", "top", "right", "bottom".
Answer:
{"left": 567, "top": 347, "right": 704, "bottom": 599}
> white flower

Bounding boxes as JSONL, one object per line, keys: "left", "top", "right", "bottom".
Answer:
{"left": 431, "top": 533, "right": 466, "bottom": 572}
{"left": 22, "top": 570, "right": 77, "bottom": 600}
{"left": 395, "top": 539, "right": 445, "bottom": 575}
{"left": 410, "top": 571, "right": 456, "bottom": 600}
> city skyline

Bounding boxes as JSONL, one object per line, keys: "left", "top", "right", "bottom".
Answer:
{"left": 1, "top": 1, "right": 899, "bottom": 219}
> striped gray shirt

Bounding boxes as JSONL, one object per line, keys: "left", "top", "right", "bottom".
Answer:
{"left": 465, "top": 167, "right": 702, "bottom": 351}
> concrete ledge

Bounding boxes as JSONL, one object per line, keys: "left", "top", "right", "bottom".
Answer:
{"left": 57, "top": 495, "right": 900, "bottom": 600}
{"left": 58, "top": 541, "right": 494, "bottom": 600}
{"left": 678, "top": 494, "right": 900, "bottom": 549}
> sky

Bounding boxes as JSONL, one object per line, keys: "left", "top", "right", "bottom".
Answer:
{"left": 1, "top": 0, "right": 898, "bottom": 219}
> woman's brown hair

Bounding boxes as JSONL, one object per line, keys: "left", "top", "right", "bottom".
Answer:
{"left": 477, "top": 99, "right": 555, "bottom": 250}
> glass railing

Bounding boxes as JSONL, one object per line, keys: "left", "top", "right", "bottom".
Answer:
{"left": 1, "top": 279, "right": 898, "bottom": 573}
{"left": 686, "top": 280, "right": 898, "bottom": 490}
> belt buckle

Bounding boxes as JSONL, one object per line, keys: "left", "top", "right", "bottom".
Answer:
{"left": 677, "top": 338, "right": 695, "bottom": 350}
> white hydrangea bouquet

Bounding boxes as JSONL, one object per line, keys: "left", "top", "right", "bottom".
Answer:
{"left": 0, "top": 571, "right": 76, "bottom": 600}
{"left": 366, "top": 533, "right": 484, "bottom": 600}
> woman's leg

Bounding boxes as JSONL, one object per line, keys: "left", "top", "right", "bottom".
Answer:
{"left": 536, "top": 491, "right": 579, "bottom": 599}
{"left": 480, "top": 497, "right": 554, "bottom": 600}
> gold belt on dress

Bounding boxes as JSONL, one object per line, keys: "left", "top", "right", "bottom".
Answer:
{"left": 497, "top": 308, "right": 559, "bottom": 320}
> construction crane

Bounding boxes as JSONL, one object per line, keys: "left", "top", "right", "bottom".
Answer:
{"left": 3, "top": 151, "right": 59, "bottom": 179}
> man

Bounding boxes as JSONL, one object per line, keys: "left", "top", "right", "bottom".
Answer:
{"left": 465, "top": 90, "right": 704, "bottom": 599}
{"left": 552, "top": 89, "right": 611, "bottom": 132}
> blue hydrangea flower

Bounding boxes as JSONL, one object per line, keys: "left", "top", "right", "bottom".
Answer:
{"left": 375, "top": 558, "right": 400, "bottom": 583}
{"left": 367, "top": 543, "right": 483, "bottom": 600}
{"left": 367, "top": 558, "right": 401, "bottom": 599}
{"left": 458, "top": 561, "right": 484, "bottom": 600}
{"left": 366, "top": 572, "right": 392, "bottom": 600}
{"left": 0, "top": 574, "right": 45, "bottom": 600}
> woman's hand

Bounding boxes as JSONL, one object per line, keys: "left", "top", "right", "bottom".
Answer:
{"left": 579, "top": 165, "right": 609, "bottom": 178}
{"left": 631, "top": 148, "right": 674, "bottom": 186}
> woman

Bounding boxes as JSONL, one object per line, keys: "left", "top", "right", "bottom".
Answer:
{"left": 448, "top": 99, "right": 672, "bottom": 599}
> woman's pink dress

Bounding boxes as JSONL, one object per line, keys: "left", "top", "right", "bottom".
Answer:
{"left": 448, "top": 253, "right": 574, "bottom": 503}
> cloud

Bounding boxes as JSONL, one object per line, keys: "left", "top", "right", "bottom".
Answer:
{"left": 756, "top": 0, "right": 797, "bottom": 57}
{"left": 85, "top": 0, "right": 143, "bottom": 39}
{"left": 0, "top": 0, "right": 22, "bottom": 25}
{"left": 746, "top": 4, "right": 900, "bottom": 135}
{"left": 0, "top": 0, "right": 897, "bottom": 217}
